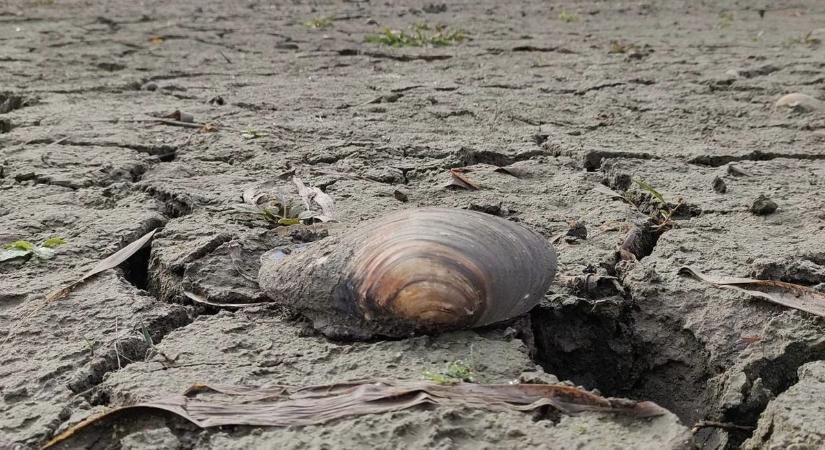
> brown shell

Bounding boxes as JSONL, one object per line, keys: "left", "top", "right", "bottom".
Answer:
{"left": 258, "top": 208, "right": 557, "bottom": 339}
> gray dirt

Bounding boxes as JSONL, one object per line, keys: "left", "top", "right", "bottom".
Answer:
{"left": 1, "top": 0, "right": 824, "bottom": 449}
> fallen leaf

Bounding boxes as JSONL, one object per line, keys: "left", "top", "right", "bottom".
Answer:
{"left": 774, "top": 93, "right": 822, "bottom": 112}
{"left": 43, "top": 380, "right": 668, "bottom": 448}
{"left": 678, "top": 266, "right": 825, "bottom": 318}
{"left": 446, "top": 169, "right": 480, "bottom": 190}
{"left": 242, "top": 181, "right": 277, "bottom": 205}
{"left": 182, "top": 291, "right": 269, "bottom": 309}
{"left": 47, "top": 229, "right": 158, "bottom": 301}
{"left": 592, "top": 184, "right": 626, "bottom": 200}
{"left": 293, "top": 177, "right": 335, "bottom": 222}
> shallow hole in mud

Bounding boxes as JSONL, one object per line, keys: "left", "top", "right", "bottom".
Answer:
{"left": 120, "top": 245, "right": 151, "bottom": 291}
{"left": 528, "top": 296, "right": 712, "bottom": 426}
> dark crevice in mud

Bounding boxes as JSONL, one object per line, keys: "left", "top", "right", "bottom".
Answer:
{"left": 0, "top": 92, "right": 34, "bottom": 113}
{"left": 581, "top": 150, "right": 655, "bottom": 171}
{"left": 68, "top": 305, "right": 195, "bottom": 405}
{"left": 138, "top": 185, "right": 194, "bottom": 219}
{"left": 120, "top": 245, "right": 151, "bottom": 291}
{"left": 529, "top": 295, "right": 713, "bottom": 425}
{"left": 21, "top": 138, "right": 179, "bottom": 157}
{"left": 688, "top": 151, "right": 825, "bottom": 167}
{"left": 717, "top": 342, "right": 825, "bottom": 449}
{"left": 451, "top": 147, "right": 548, "bottom": 168}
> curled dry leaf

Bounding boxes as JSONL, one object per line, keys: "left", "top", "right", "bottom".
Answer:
{"left": 242, "top": 181, "right": 278, "bottom": 205}
{"left": 774, "top": 93, "right": 822, "bottom": 112}
{"left": 47, "top": 229, "right": 158, "bottom": 302}
{"left": 292, "top": 177, "right": 335, "bottom": 222}
{"left": 445, "top": 168, "right": 480, "bottom": 190}
{"left": 43, "top": 380, "right": 668, "bottom": 448}
{"left": 678, "top": 266, "right": 825, "bottom": 318}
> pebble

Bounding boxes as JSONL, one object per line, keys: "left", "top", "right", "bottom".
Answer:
{"left": 712, "top": 176, "right": 727, "bottom": 193}
{"left": 750, "top": 195, "right": 778, "bottom": 215}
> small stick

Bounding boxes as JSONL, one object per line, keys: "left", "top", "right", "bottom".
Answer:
{"left": 692, "top": 420, "right": 755, "bottom": 433}
{"left": 114, "top": 318, "right": 121, "bottom": 370}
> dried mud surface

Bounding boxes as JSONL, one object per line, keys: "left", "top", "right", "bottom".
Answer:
{"left": 1, "top": 0, "right": 824, "bottom": 449}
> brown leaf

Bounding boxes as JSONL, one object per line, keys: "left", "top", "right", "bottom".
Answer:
{"left": 446, "top": 169, "right": 480, "bottom": 190}
{"left": 47, "top": 229, "right": 158, "bottom": 301}
{"left": 678, "top": 266, "right": 825, "bottom": 318}
{"left": 42, "top": 380, "right": 668, "bottom": 448}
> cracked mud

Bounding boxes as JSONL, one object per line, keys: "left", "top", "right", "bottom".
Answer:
{"left": 2, "top": 1, "right": 825, "bottom": 449}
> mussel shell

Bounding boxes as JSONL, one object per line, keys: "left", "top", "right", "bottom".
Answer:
{"left": 258, "top": 208, "right": 557, "bottom": 339}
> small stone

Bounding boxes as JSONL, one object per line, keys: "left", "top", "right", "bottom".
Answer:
{"left": 208, "top": 95, "right": 225, "bottom": 105}
{"left": 393, "top": 188, "right": 409, "bottom": 202}
{"left": 140, "top": 81, "right": 158, "bottom": 91}
{"left": 0, "top": 118, "right": 11, "bottom": 133}
{"left": 566, "top": 220, "right": 587, "bottom": 239}
{"left": 750, "top": 195, "right": 777, "bottom": 215}
{"left": 712, "top": 176, "right": 727, "bottom": 193}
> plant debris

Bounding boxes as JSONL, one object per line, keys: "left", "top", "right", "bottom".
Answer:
{"left": 422, "top": 360, "right": 474, "bottom": 384}
{"left": 236, "top": 178, "right": 335, "bottom": 226}
{"left": 46, "top": 229, "right": 157, "bottom": 301}
{"left": 43, "top": 380, "right": 669, "bottom": 448}
{"left": 304, "top": 16, "right": 333, "bottom": 29}
{"left": 0, "top": 237, "right": 65, "bottom": 263}
{"left": 678, "top": 266, "right": 825, "bottom": 319}
{"left": 365, "top": 24, "right": 466, "bottom": 48}
{"left": 445, "top": 168, "right": 480, "bottom": 190}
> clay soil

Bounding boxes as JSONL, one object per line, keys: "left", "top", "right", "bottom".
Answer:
{"left": 1, "top": 1, "right": 824, "bottom": 449}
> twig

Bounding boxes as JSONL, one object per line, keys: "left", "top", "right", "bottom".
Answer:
{"left": 692, "top": 420, "right": 755, "bottom": 433}
{"left": 153, "top": 118, "right": 210, "bottom": 129}
{"left": 114, "top": 318, "right": 121, "bottom": 370}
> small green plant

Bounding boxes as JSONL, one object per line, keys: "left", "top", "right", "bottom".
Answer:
{"left": 422, "top": 360, "right": 474, "bottom": 385}
{"left": 304, "top": 16, "right": 333, "bottom": 30}
{"left": 235, "top": 191, "right": 319, "bottom": 227}
{"left": 365, "top": 24, "right": 466, "bottom": 48}
{"left": 241, "top": 129, "right": 268, "bottom": 140}
{"left": 629, "top": 179, "right": 682, "bottom": 231}
{"left": 0, "top": 237, "right": 66, "bottom": 263}
{"left": 558, "top": 10, "right": 579, "bottom": 23}
{"left": 259, "top": 196, "right": 305, "bottom": 226}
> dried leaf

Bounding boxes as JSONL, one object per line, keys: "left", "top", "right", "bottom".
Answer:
{"left": 0, "top": 248, "right": 30, "bottom": 262}
{"left": 292, "top": 177, "right": 335, "bottom": 222}
{"left": 47, "top": 229, "right": 158, "bottom": 301}
{"left": 242, "top": 181, "right": 277, "bottom": 205}
{"left": 494, "top": 165, "right": 530, "bottom": 178}
{"left": 592, "top": 184, "right": 625, "bottom": 199}
{"left": 446, "top": 169, "right": 480, "bottom": 190}
{"left": 310, "top": 187, "right": 335, "bottom": 222}
{"left": 182, "top": 291, "right": 269, "bottom": 309}
{"left": 292, "top": 177, "right": 313, "bottom": 210}
{"left": 43, "top": 380, "right": 668, "bottom": 448}
{"left": 678, "top": 266, "right": 825, "bottom": 318}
